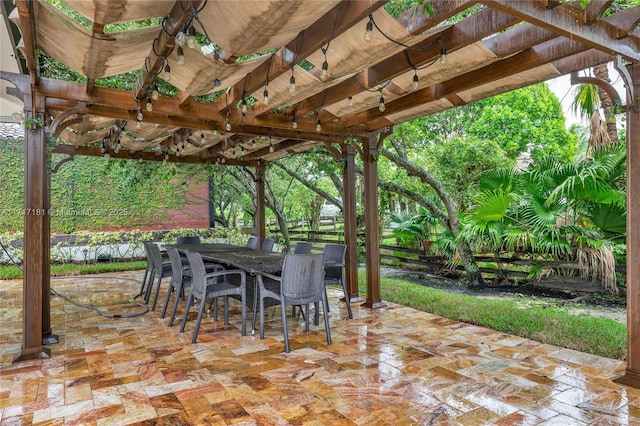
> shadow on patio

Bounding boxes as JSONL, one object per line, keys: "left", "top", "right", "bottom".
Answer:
{"left": 0, "top": 271, "right": 637, "bottom": 425}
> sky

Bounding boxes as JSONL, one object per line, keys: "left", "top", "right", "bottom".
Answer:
{"left": 546, "top": 64, "right": 628, "bottom": 129}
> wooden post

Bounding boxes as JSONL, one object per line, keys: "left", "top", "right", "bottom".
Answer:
{"left": 361, "top": 136, "right": 384, "bottom": 308}
{"left": 15, "top": 110, "right": 54, "bottom": 361}
{"left": 255, "top": 163, "right": 266, "bottom": 246}
{"left": 614, "top": 63, "right": 640, "bottom": 388}
{"left": 342, "top": 143, "right": 362, "bottom": 302}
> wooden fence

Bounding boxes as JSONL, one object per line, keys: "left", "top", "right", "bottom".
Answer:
{"left": 279, "top": 221, "right": 625, "bottom": 294}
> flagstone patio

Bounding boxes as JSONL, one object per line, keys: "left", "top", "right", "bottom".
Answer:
{"left": 0, "top": 271, "right": 637, "bottom": 425}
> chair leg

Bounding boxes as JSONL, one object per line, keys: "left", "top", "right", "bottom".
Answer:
{"left": 281, "top": 300, "right": 290, "bottom": 353}
{"left": 322, "top": 293, "right": 332, "bottom": 346}
{"left": 151, "top": 276, "right": 164, "bottom": 311}
{"left": 144, "top": 274, "right": 155, "bottom": 304}
{"left": 259, "top": 293, "right": 266, "bottom": 339}
{"left": 240, "top": 287, "right": 247, "bottom": 336}
{"left": 305, "top": 304, "right": 311, "bottom": 331}
{"left": 160, "top": 279, "right": 175, "bottom": 318}
{"left": 192, "top": 297, "right": 208, "bottom": 344}
{"left": 341, "top": 276, "right": 353, "bottom": 319}
{"left": 139, "top": 264, "right": 150, "bottom": 297}
{"left": 168, "top": 285, "right": 182, "bottom": 326}
{"left": 179, "top": 293, "right": 194, "bottom": 333}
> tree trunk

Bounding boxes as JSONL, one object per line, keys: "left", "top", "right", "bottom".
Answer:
{"left": 594, "top": 63, "right": 619, "bottom": 143}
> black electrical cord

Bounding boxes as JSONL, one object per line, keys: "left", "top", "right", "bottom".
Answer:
{"left": 0, "top": 239, "right": 149, "bottom": 319}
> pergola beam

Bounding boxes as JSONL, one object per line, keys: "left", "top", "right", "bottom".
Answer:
{"left": 482, "top": 0, "right": 640, "bottom": 62}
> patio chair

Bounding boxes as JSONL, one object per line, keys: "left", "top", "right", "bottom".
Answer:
{"left": 180, "top": 251, "right": 247, "bottom": 343}
{"left": 176, "top": 235, "right": 200, "bottom": 244}
{"left": 246, "top": 235, "right": 259, "bottom": 250}
{"left": 145, "top": 242, "right": 174, "bottom": 311}
{"left": 261, "top": 237, "right": 276, "bottom": 252}
{"left": 293, "top": 241, "right": 312, "bottom": 254}
{"left": 323, "top": 243, "right": 353, "bottom": 319}
{"left": 256, "top": 253, "right": 330, "bottom": 353}
{"left": 162, "top": 247, "right": 201, "bottom": 326}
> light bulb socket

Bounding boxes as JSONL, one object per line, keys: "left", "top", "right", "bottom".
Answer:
{"left": 440, "top": 47, "right": 447, "bottom": 64}
{"left": 379, "top": 96, "right": 385, "bottom": 112}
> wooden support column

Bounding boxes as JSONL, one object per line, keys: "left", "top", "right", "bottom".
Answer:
{"left": 15, "top": 109, "right": 54, "bottom": 361}
{"left": 255, "top": 163, "right": 266, "bottom": 246}
{"left": 615, "top": 63, "right": 640, "bottom": 388}
{"left": 361, "top": 136, "right": 384, "bottom": 308}
{"left": 342, "top": 143, "right": 362, "bottom": 302}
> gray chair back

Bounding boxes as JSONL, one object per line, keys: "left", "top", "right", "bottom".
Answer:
{"left": 281, "top": 253, "right": 326, "bottom": 302}
{"left": 323, "top": 243, "right": 346, "bottom": 281}
{"left": 293, "top": 241, "right": 312, "bottom": 254}
{"left": 261, "top": 237, "right": 276, "bottom": 252}
{"left": 176, "top": 236, "right": 200, "bottom": 244}
{"left": 246, "top": 235, "right": 259, "bottom": 250}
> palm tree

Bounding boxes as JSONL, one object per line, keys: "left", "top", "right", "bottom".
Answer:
{"left": 464, "top": 142, "right": 625, "bottom": 293}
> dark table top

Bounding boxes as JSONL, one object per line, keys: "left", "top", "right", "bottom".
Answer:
{"left": 201, "top": 250, "right": 286, "bottom": 275}
{"left": 165, "top": 242, "right": 255, "bottom": 253}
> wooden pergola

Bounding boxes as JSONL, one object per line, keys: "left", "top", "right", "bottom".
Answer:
{"left": 1, "top": 0, "right": 639, "bottom": 387}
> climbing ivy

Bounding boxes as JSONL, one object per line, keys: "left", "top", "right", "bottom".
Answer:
{"left": 0, "top": 136, "right": 207, "bottom": 233}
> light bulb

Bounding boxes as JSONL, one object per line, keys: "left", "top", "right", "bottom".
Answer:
{"left": 213, "top": 127, "right": 218, "bottom": 136}
{"left": 225, "top": 118, "right": 231, "bottom": 132}
{"left": 201, "top": 132, "right": 205, "bottom": 142}
{"left": 316, "top": 120, "right": 321, "bottom": 132}
{"left": 378, "top": 96, "right": 385, "bottom": 112}
{"left": 269, "top": 144, "right": 274, "bottom": 153}
{"left": 177, "top": 46, "right": 185, "bottom": 65}
{"left": 175, "top": 24, "right": 187, "bottom": 46}
{"left": 440, "top": 47, "right": 447, "bottom": 65}
{"left": 187, "top": 27, "right": 197, "bottom": 49}
{"left": 151, "top": 87, "right": 159, "bottom": 100}
{"left": 364, "top": 16, "right": 373, "bottom": 42}
{"left": 164, "top": 63, "right": 171, "bottom": 81}
{"left": 213, "top": 78, "right": 221, "bottom": 87}
{"left": 103, "top": 152, "right": 109, "bottom": 158}
{"left": 289, "top": 74, "right": 296, "bottom": 93}
{"left": 292, "top": 118, "right": 297, "bottom": 129}
{"left": 241, "top": 100, "right": 248, "bottom": 115}
{"left": 320, "top": 61, "right": 328, "bottom": 80}
{"left": 146, "top": 97, "right": 153, "bottom": 112}
{"left": 137, "top": 108, "right": 143, "bottom": 121}
{"left": 348, "top": 96, "right": 354, "bottom": 107}
{"left": 163, "top": 153, "right": 168, "bottom": 162}
{"left": 412, "top": 73, "right": 419, "bottom": 91}
{"left": 263, "top": 87, "right": 269, "bottom": 105}
{"left": 136, "top": 120, "right": 142, "bottom": 129}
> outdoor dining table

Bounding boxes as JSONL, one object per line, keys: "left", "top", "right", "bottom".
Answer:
{"left": 164, "top": 242, "right": 255, "bottom": 254}
{"left": 198, "top": 250, "right": 287, "bottom": 334}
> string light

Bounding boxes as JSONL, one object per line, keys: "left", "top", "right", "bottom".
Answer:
{"left": 378, "top": 94, "right": 385, "bottom": 112}
{"left": 263, "top": 84, "right": 269, "bottom": 105}
{"left": 269, "top": 139, "right": 274, "bottom": 152}
{"left": 177, "top": 46, "right": 185, "bottom": 65}
{"left": 225, "top": 118, "right": 231, "bottom": 132}
{"left": 289, "top": 68, "right": 296, "bottom": 93}
{"left": 316, "top": 119, "right": 322, "bottom": 132}
{"left": 200, "top": 131, "right": 205, "bottom": 144}
{"left": 175, "top": 24, "right": 187, "bottom": 47}
{"left": 440, "top": 46, "right": 447, "bottom": 64}
{"left": 136, "top": 105, "right": 143, "bottom": 121}
{"left": 146, "top": 96, "right": 153, "bottom": 112}
{"left": 151, "top": 83, "right": 159, "bottom": 100}
{"left": 292, "top": 116, "right": 297, "bottom": 129}
{"left": 364, "top": 15, "right": 374, "bottom": 42}
{"left": 164, "top": 62, "right": 171, "bottom": 81}
{"left": 213, "top": 126, "right": 218, "bottom": 136}
{"left": 186, "top": 26, "right": 197, "bottom": 49}
{"left": 241, "top": 99, "right": 248, "bottom": 115}
{"left": 348, "top": 96, "right": 354, "bottom": 107}
{"left": 412, "top": 70, "right": 419, "bottom": 91}
{"left": 213, "top": 77, "right": 221, "bottom": 87}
